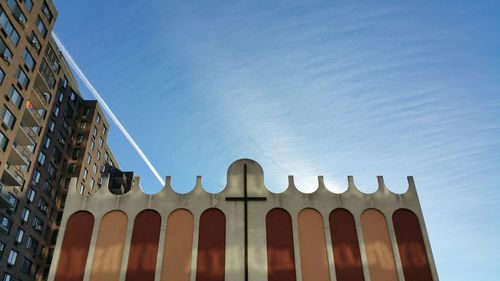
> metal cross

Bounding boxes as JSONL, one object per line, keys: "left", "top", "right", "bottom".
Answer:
{"left": 225, "top": 163, "right": 267, "bottom": 281}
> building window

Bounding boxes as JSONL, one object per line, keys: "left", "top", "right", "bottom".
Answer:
{"left": 21, "top": 208, "right": 31, "bottom": 223}
{"left": 0, "top": 131, "right": 7, "bottom": 151}
{"left": 48, "top": 120, "right": 55, "bottom": 132}
{"left": 37, "top": 152, "right": 46, "bottom": 165}
{"left": 96, "top": 114, "right": 101, "bottom": 124}
{"left": 104, "top": 152, "right": 109, "bottom": 161}
{"left": 35, "top": 16, "right": 47, "bottom": 37}
{"left": 26, "top": 236, "right": 38, "bottom": 253}
{"left": 61, "top": 76, "right": 68, "bottom": 89}
{"left": 70, "top": 91, "right": 76, "bottom": 101}
{"left": 96, "top": 151, "right": 101, "bottom": 160}
{"left": 0, "top": 7, "right": 20, "bottom": 45}
{"left": 76, "top": 134, "right": 84, "bottom": 144}
{"left": 47, "top": 164, "right": 56, "bottom": 178}
{"left": 99, "top": 137, "right": 103, "bottom": 147}
{"left": 7, "top": 250, "right": 17, "bottom": 266}
{"left": 1, "top": 105, "right": 16, "bottom": 129}
{"left": 86, "top": 154, "right": 91, "bottom": 164}
{"left": 22, "top": 49, "right": 35, "bottom": 71}
{"left": 57, "top": 92, "right": 64, "bottom": 103}
{"left": 21, "top": 257, "right": 33, "bottom": 274}
{"left": 83, "top": 169, "right": 88, "bottom": 180}
{"left": 6, "top": 0, "right": 27, "bottom": 25}
{"left": 72, "top": 148, "right": 80, "bottom": 160}
{"left": 92, "top": 163, "right": 97, "bottom": 174}
{"left": 92, "top": 127, "right": 98, "bottom": 137}
{"left": 28, "top": 32, "right": 41, "bottom": 53}
{"left": 7, "top": 86, "right": 23, "bottom": 108}
{"left": 15, "top": 228, "right": 25, "bottom": 244}
{"left": 24, "top": 0, "right": 33, "bottom": 12}
{"left": 0, "top": 241, "right": 4, "bottom": 257}
{"left": 42, "top": 2, "right": 53, "bottom": 22}
{"left": 0, "top": 37, "right": 13, "bottom": 61}
{"left": 27, "top": 188, "right": 36, "bottom": 203}
{"left": 80, "top": 121, "right": 87, "bottom": 129}
{"left": 90, "top": 178, "right": 95, "bottom": 190}
{"left": 42, "top": 181, "right": 52, "bottom": 194}
{"left": 68, "top": 163, "right": 77, "bottom": 173}
{"left": 90, "top": 140, "right": 95, "bottom": 151}
{"left": 80, "top": 184, "right": 85, "bottom": 195}
{"left": 53, "top": 105, "right": 60, "bottom": 117}
{"left": 33, "top": 217, "right": 43, "bottom": 232}
{"left": 33, "top": 169, "right": 41, "bottom": 183}
{"left": 0, "top": 68, "right": 4, "bottom": 84}
{"left": 0, "top": 215, "right": 12, "bottom": 234}
{"left": 43, "top": 136, "right": 51, "bottom": 149}
{"left": 2, "top": 273, "right": 12, "bottom": 281}
{"left": 16, "top": 67, "right": 30, "bottom": 88}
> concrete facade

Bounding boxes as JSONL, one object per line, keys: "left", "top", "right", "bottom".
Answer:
{"left": 48, "top": 159, "right": 439, "bottom": 281}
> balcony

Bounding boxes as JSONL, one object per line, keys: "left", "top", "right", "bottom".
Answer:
{"left": 30, "top": 89, "right": 50, "bottom": 109}
{"left": 22, "top": 107, "right": 44, "bottom": 127}
{"left": 9, "top": 142, "right": 31, "bottom": 166}
{"left": 15, "top": 126, "right": 36, "bottom": 146}
{"left": 1, "top": 165, "right": 25, "bottom": 188}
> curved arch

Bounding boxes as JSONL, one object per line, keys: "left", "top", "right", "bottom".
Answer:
{"left": 55, "top": 211, "right": 95, "bottom": 281}
{"left": 393, "top": 209, "right": 433, "bottom": 281}
{"left": 196, "top": 208, "right": 226, "bottom": 281}
{"left": 360, "top": 209, "right": 398, "bottom": 281}
{"left": 298, "top": 208, "right": 330, "bottom": 281}
{"left": 329, "top": 208, "right": 364, "bottom": 281}
{"left": 161, "top": 209, "right": 194, "bottom": 281}
{"left": 125, "top": 209, "right": 162, "bottom": 281}
{"left": 266, "top": 208, "right": 297, "bottom": 281}
{"left": 90, "top": 210, "right": 128, "bottom": 281}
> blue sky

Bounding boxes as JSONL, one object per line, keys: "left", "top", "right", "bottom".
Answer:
{"left": 53, "top": 1, "right": 499, "bottom": 280}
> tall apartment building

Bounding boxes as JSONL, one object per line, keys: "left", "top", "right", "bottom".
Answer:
{"left": 0, "top": 1, "right": 124, "bottom": 280}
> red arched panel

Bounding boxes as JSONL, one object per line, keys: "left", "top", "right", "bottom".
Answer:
{"left": 329, "top": 208, "right": 365, "bottom": 281}
{"left": 195, "top": 208, "right": 226, "bottom": 281}
{"left": 266, "top": 208, "right": 297, "bottom": 281}
{"left": 55, "top": 211, "right": 94, "bottom": 281}
{"left": 393, "top": 209, "right": 433, "bottom": 281}
{"left": 125, "top": 210, "right": 162, "bottom": 281}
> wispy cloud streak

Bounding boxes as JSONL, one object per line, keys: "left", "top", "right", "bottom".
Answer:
{"left": 52, "top": 32, "right": 165, "bottom": 187}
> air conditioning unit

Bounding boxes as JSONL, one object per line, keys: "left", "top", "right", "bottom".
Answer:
{"left": 2, "top": 54, "right": 12, "bottom": 64}
{"left": 18, "top": 16, "right": 27, "bottom": 28}
{"left": 34, "top": 225, "right": 43, "bottom": 231}
{"left": 31, "top": 38, "right": 41, "bottom": 50}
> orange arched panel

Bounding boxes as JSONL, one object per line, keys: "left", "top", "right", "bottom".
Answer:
{"left": 361, "top": 209, "right": 398, "bottom": 281}
{"left": 266, "top": 208, "right": 297, "bottom": 281}
{"left": 298, "top": 208, "right": 330, "bottom": 281}
{"left": 161, "top": 209, "right": 194, "bottom": 281}
{"left": 329, "top": 208, "right": 365, "bottom": 281}
{"left": 55, "top": 211, "right": 94, "bottom": 281}
{"left": 195, "top": 208, "right": 226, "bottom": 281}
{"left": 90, "top": 210, "right": 128, "bottom": 281}
{"left": 125, "top": 210, "right": 161, "bottom": 281}
{"left": 393, "top": 209, "right": 433, "bottom": 281}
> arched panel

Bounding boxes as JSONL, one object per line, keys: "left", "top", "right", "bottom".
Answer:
{"left": 125, "top": 210, "right": 162, "bottom": 281}
{"left": 393, "top": 209, "right": 433, "bottom": 281}
{"left": 55, "top": 211, "right": 94, "bottom": 281}
{"left": 298, "top": 208, "right": 330, "bottom": 281}
{"left": 195, "top": 208, "right": 226, "bottom": 281}
{"left": 361, "top": 209, "right": 398, "bottom": 281}
{"left": 161, "top": 209, "right": 194, "bottom": 281}
{"left": 90, "top": 210, "right": 128, "bottom": 281}
{"left": 266, "top": 208, "right": 297, "bottom": 281}
{"left": 329, "top": 208, "right": 365, "bottom": 281}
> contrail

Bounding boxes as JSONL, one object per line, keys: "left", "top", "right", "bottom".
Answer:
{"left": 52, "top": 32, "right": 165, "bottom": 187}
